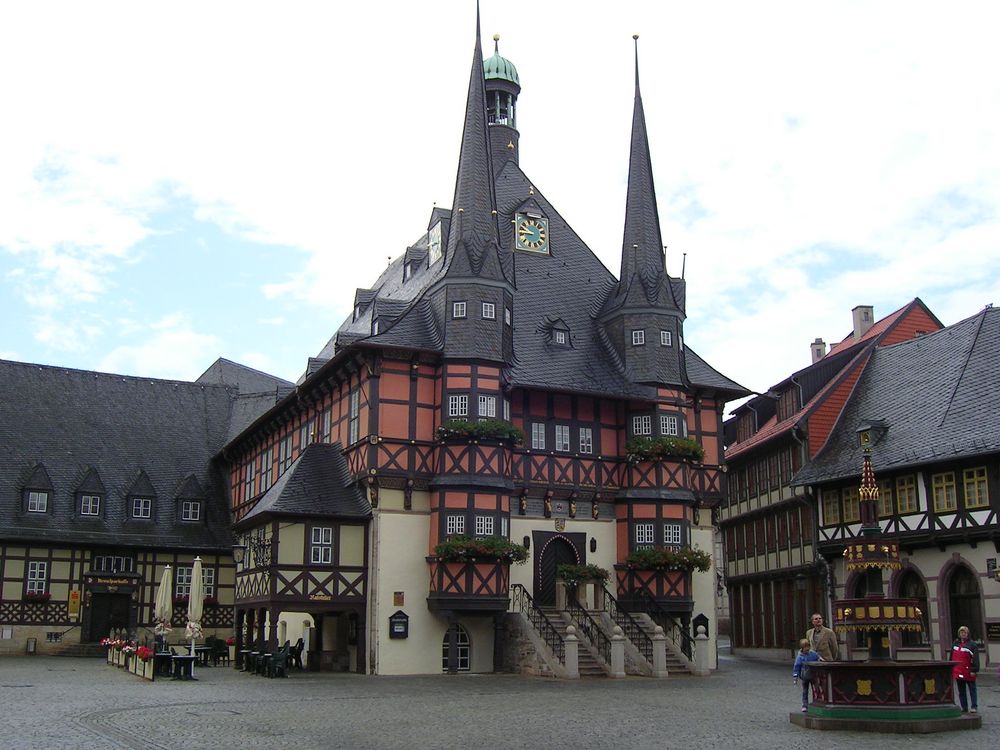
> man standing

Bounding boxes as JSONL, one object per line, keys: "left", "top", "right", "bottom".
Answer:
{"left": 807, "top": 613, "right": 839, "bottom": 661}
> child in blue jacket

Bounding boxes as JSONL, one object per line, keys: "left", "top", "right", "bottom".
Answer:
{"left": 792, "top": 638, "right": 821, "bottom": 712}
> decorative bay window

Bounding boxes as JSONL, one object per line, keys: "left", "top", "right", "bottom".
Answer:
{"left": 663, "top": 523, "right": 682, "bottom": 548}
{"left": 660, "top": 414, "right": 680, "bottom": 436}
{"left": 531, "top": 423, "right": 545, "bottom": 450}
{"left": 555, "top": 424, "right": 570, "bottom": 452}
{"left": 478, "top": 394, "right": 496, "bottom": 418}
{"left": 579, "top": 427, "right": 593, "bottom": 454}
{"left": 634, "top": 522, "right": 655, "bottom": 549}
{"left": 446, "top": 514, "right": 466, "bottom": 536}
{"left": 474, "top": 515, "right": 494, "bottom": 537}
{"left": 632, "top": 415, "right": 652, "bottom": 436}
{"left": 449, "top": 394, "right": 469, "bottom": 418}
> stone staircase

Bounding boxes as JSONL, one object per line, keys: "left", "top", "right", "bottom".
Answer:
{"left": 538, "top": 606, "right": 607, "bottom": 677}
{"left": 629, "top": 614, "right": 691, "bottom": 675}
{"left": 54, "top": 642, "right": 107, "bottom": 658}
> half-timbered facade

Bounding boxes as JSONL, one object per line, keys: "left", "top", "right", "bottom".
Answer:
{"left": 720, "top": 300, "right": 943, "bottom": 657}
{"left": 223, "top": 22, "right": 747, "bottom": 674}
{"left": 794, "top": 306, "right": 1000, "bottom": 666}
{"left": 0, "top": 358, "right": 288, "bottom": 654}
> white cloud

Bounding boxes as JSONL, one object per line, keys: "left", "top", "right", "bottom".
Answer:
{"left": 97, "top": 314, "right": 221, "bottom": 380}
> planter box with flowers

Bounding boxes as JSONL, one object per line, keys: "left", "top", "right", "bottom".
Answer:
{"left": 436, "top": 420, "right": 524, "bottom": 481}
{"left": 624, "top": 436, "right": 706, "bottom": 491}
{"left": 427, "top": 535, "right": 527, "bottom": 611}
{"left": 23, "top": 591, "right": 51, "bottom": 603}
{"left": 226, "top": 636, "right": 236, "bottom": 663}
{"left": 556, "top": 564, "right": 610, "bottom": 610}
{"left": 128, "top": 646, "right": 156, "bottom": 681}
{"left": 615, "top": 547, "right": 712, "bottom": 611}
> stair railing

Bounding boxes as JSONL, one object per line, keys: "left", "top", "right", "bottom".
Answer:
{"left": 509, "top": 584, "right": 564, "bottom": 662}
{"left": 637, "top": 589, "right": 695, "bottom": 660}
{"left": 563, "top": 586, "right": 611, "bottom": 667}
{"left": 600, "top": 585, "right": 653, "bottom": 664}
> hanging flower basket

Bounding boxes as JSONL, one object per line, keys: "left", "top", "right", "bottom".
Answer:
{"left": 556, "top": 563, "right": 610, "bottom": 585}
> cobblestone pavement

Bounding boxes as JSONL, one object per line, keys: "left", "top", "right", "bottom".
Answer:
{"left": 1, "top": 653, "right": 996, "bottom": 750}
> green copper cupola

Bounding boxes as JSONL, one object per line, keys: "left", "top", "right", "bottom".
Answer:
{"left": 485, "top": 34, "right": 521, "bottom": 169}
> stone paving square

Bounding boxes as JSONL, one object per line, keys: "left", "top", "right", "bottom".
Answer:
{"left": 0, "top": 654, "right": 996, "bottom": 750}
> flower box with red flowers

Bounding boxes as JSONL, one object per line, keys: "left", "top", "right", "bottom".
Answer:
{"left": 23, "top": 591, "right": 51, "bottom": 602}
{"left": 173, "top": 595, "right": 189, "bottom": 606}
{"left": 225, "top": 637, "right": 236, "bottom": 646}
{"left": 203, "top": 596, "right": 219, "bottom": 607}
{"left": 135, "top": 646, "right": 155, "bottom": 663}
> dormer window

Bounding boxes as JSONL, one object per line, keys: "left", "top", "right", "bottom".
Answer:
{"left": 403, "top": 264, "right": 411, "bottom": 282}
{"left": 182, "top": 500, "right": 201, "bottom": 521}
{"left": 81, "top": 494, "right": 101, "bottom": 516}
{"left": 482, "top": 302, "right": 495, "bottom": 319}
{"left": 631, "top": 330, "right": 645, "bottom": 346}
{"left": 132, "top": 497, "right": 152, "bottom": 519}
{"left": 27, "top": 491, "right": 49, "bottom": 513}
{"left": 372, "top": 319, "right": 380, "bottom": 335}
{"left": 453, "top": 301, "right": 467, "bottom": 319}
{"left": 428, "top": 222, "right": 443, "bottom": 265}
{"left": 554, "top": 330, "right": 567, "bottom": 345}
{"left": 660, "top": 330, "right": 672, "bottom": 347}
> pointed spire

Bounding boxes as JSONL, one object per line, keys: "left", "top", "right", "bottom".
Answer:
{"left": 445, "top": 3, "right": 503, "bottom": 275}
{"left": 620, "top": 34, "right": 666, "bottom": 293}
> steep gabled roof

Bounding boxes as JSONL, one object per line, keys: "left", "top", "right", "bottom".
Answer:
{"left": 238, "top": 443, "right": 370, "bottom": 526}
{"left": 794, "top": 306, "right": 1000, "bottom": 484}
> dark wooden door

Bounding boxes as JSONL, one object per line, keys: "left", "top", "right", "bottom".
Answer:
{"left": 948, "top": 567, "right": 982, "bottom": 641}
{"left": 535, "top": 537, "right": 578, "bottom": 606}
{"left": 87, "top": 593, "right": 131, "bottom": 640}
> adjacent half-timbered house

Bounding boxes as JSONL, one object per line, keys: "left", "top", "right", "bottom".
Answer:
{"left": 0, "top": 358, "right": 288, "bottom": 654}
{"left": 794, "top": 306, "right": 1000, "bottom": 666}
{"left": 720, "top": 300, "right": 943, "bottom": 657}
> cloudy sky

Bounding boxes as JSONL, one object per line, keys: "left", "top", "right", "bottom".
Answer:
{"left": 2, "top": 1, "right": 998, "bottom": 410}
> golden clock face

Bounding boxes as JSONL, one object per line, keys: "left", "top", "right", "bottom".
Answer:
{"left": 515, "top": 213, "right": 549, "bottom": 253}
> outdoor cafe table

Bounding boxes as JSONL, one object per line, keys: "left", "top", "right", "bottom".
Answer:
{"left": 153, "top": 651, "right": 173, "bottom": 678}
{"left": 171, "top": 654, "right": 197, "bottom": 680}
{"left": 187, "top": 645, "right": 213, "bottom": 666}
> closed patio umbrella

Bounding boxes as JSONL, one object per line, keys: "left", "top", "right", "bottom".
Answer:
{"left": 185, "top": 557, "right": 204, "bottom": 677}
{"left": 153, "top": 565, "right": 173, "bottom": 645}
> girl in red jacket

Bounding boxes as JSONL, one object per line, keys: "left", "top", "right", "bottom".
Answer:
{"left": 949, "top": 625, "right": 979, "bottom": 713}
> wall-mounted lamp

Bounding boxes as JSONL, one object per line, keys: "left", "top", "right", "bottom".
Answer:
{"left": 590, "top": 537, "right": 597, "bottom": 553}
{"left": 523, "top": 536, "right": 531, "bottom": 550}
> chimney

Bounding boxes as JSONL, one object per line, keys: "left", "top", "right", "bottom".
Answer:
{"left": 810, "top": 338, "right": 826, "bottom": 363}
{"left": 852, "top": 305, "right": 874, "bottom": 340}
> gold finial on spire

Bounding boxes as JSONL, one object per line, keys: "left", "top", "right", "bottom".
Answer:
{"left": 493, "top": 33, "right": 500, "bottom": 53}
{"left": 633, "top": 34, "right": 639, "bottom": 40}
{"left": 506, "top": 140, "right": 514, "bottom": 150}
{"left": 528, "top": 185, "right": 534, "bottom": 196}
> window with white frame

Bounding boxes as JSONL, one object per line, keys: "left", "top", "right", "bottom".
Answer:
{"left": 504, "top": 307, "right": 511, "bottom": 326}
{"left": 441, "top": 624, "right": 471, "bottom": 672}
{"left": 261, "top": 447, "right": 274, "bottom": 491}
{"left": 449, "top": 394, "right": 469, "bottom": 417}
{"left": 27, "top": 561, "right": 47, "bottom": 595}
{"left": 132, "top": 497, "right": 152, "bottom": 519}
{"left": 660, "top": 330, "right": 673, "bottom": 347}
{"left": 482, "top": 302, "right": 495, "bottom": 319}
{"left": 632, "top": 330, "right": 645, "bottom": 346}
{"left": 320, "top": 408, "right": 332, "bottom": 443}
{"left": 554, "top": 330, "right": 567, "bottom": 345}
{"left": 501, "top": 516, "right": 508, "bottom": 538}
{"left": 446, "top": 514, "right": 465, "bottom": 536}
{"left": 311, "top": 526, "right": 333, "bottom": 564}
{"left": 579, "top": 427, "right": 593, "bottom": 454}
{"left": 502, "top": 398, "right": 510, "bottom": 422}
{"left": 243, "top": 459, "right": 255, "bottom": 501}
{"left": 475, "top": 515, "right": 494, "bottom": 536}
{"left": 27, "top": 491, "right": 48, "bottom": 513}
{"left": 632, "top": 415, "right": 652, "bottom": 436}
{"left": 182, "top": 500, "right": 201, "bottom": 521}
{"left": 663, "top": 523, "right": 682, "bottom": 547}
{"left": 300, "top": 419, "right": 316, "bottom": 449}
{"left": 634, "top": 523, "right": 655, "bottom": 548}
{"left": 176, "top": 566, "right": 215, "bottom": 598}
{"left": 478, "top": 394, "right": 496, "bottom": 418}
{"left": 660, "top": 414, "right": 680, "bottom": 436}
{"left": 348, "top": 389, "right": 360, "bottom": 444}
{"left": 452, "top": 301, "right": 467, "bottom": 319}
{"left": 555, "top": 424, "right": 570, "bottom": 451}
{"left": 531, "top": 423, "right": 546, "bottom": 450}
{"left": 279, "top": 434, "right": 293, "bottom": 473}
{"left": 81, "top": 494, "right": 101, "bottom": 516}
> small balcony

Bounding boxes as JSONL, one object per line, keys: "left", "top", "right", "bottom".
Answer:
{"left": 426, "top": 558, "right": 511, "bottom": 613}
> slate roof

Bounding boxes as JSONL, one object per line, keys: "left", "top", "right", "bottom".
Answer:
{"left": 793, "top": 306, "right": 1000, "bottom": 484}
{"left": 313, "top": 30, "right": 746, "bottom": 404}
{"left": 0, "top": 359, "right": 278, "bottom": 550}
{"left": 238, "top": 443, "right": 370, "bottom": 527}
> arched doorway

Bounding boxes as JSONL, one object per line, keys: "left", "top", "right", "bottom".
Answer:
{"left": 947, "top": 566, "right": 982, "bottom": 642}
{"left": 534, "top": 534, "right": 581, "bottom": 606}
{"left": 896, "top": 570, "right": 929, "bottom": 647}
{"left": 441, "top": 624, "right": 470, "bottom": 672}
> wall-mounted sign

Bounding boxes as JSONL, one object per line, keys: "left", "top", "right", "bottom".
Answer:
{"left": 393, "top": 591, "right": 404, "bottom": 606}
{"left": 986, "top": 622, "right": 1000, "bottom": 642}
{"left": 68, "top": 590, "right": 80, "bottom": 617}
{"left": 389, "top": 610, "right": 409, "bottom": 639}
{"left": 309, "top": 593, "right": 332, "bottom": 601}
